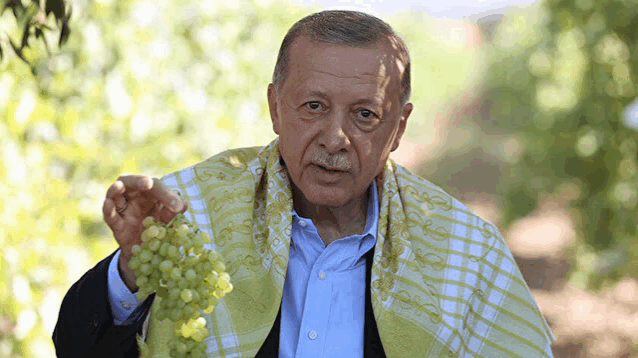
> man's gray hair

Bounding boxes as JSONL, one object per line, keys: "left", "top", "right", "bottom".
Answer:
{"left": 272, "top": 10, "right": 411, "bottom": 106}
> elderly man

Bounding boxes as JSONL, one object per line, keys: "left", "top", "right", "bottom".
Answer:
{"left": 53, "top": 10, "right": 554, "bottom": 357}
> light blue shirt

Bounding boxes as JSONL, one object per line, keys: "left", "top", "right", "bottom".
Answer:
{"left": 107, "top": 181, "right": 378, "bottom": 357}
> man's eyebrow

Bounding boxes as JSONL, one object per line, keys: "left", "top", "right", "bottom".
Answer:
{"left": 300, "top": 90, "right": 329, "bottom": 99}
{"left": 355, "top": 98, "right": 383, "bottom": 106}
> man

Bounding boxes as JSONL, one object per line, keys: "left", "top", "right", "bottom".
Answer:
{"left": 53, "top": 10, "right": 555, "bottom": 357}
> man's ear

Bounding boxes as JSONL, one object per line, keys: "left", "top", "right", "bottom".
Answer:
{"left": 267, "top": 84, "right": 280, "bottom": 135}
{"left": 391, "top": 102, "right": 413, "bottom": 152}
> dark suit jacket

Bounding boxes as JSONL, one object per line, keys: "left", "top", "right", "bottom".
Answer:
{"left": 53, "top": 247, "right": 386, "bottom": 357}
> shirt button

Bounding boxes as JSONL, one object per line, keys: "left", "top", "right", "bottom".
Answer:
{"left": 298, "top": 220, "right": 306, "bottom": 227}
{"left": 317, "top": 271, "right": 325, "bottom": 280}
{"left": 308, "top": 330, "right": 317, "bottom": 340}
{"left": 121, "top": 302, "right": 130, "bottom": 309}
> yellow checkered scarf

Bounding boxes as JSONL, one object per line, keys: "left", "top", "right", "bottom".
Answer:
{"left": 140, "top": 139, "right": 554, "bottom": 357}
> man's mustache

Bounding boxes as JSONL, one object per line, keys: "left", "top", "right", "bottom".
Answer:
{"left": 309, "top": 152, "right": 353, "bottom": 171}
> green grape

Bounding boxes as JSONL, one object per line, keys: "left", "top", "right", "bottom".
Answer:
{"left": 162, "top": 301, "right": 174, "bottom": 313}
{"left": 143, "top": 217, "right": 156, "bottom": 228}
{"left": 185, "top": 256, "right": 198, "bottom": 267}
{"left": 140, "top": 263, "right": 152, "bottom": 276}
{"left": 169, "top": 287, "right": 180, "bottom": 300}
{"left": 149, "top": 239, "right": 161, "bottom": 252}
{"left": 202, "top": 305, "right": 214, "bottom": 314}
{"left": 140, "top": 249, "right": 153, "bottom": 263}
{"left": 137, "top": 289, "right": 150, "bottom": 301}
{"left": 191, "top": 290, "right": 200, "bottom": 303}
{"left": 205, "top": 271, "right": 218, "bottom": 284}
{"left": 151, "top": 255, "right": 161, "bottom": 268}
{"left": 170, "top": 267, "right": 181, "bottom": 279}
{"left": 186, "top": 340, "right": 195, "bottom": 351}
{"left": 185, "top": 269, "right": 196, "bottom": 281}
{"left": 212, "top": 288, "right": 226, "bottom": 299}
{"left": 170, "top": 309, "right": 181, "bottom": 322}
{"left": 181, "top": 289, "right": 193, "bottom": 303}
{"left": 148, "top": 225, "right": 160, "bottom": 237}
{"left": 128, "top": 257, "right": 141, "bottom": 270}
{"left": 176, "top": 298, "right": 186, "bottom": 308}
{"left": 130, "top": 214, "right": 234, "bottom": 352}
{"left": 136, "top": 276, "right": 148, "bottom": 287}
{"left": 167, "top": 245, "right": 179, "bottom": 258}
{"left": 160, "top": 298, "right": 171, "bottom": 310}
{"left": 176, "top": 342, "right": 187, "bottom": 354}
{"left": 131, "top": 245, "right": 142, "bottom": 256}
{"left": 177, "top": 224, "right": 189, "bottom": 235}
{"left": 159, "top": 242, "right": 169, "bottom": 256}
{"left": 196, "top": 340, "right": 206, "bottom": 351}
{"left": 197, "top": 287, "right": 209, "bottom": 299}
{"left": 159, "top": 260, "right": 173, "bottom": 272}
{"left": 178, "top": 278, "right": 188, "bottom": 289}
{"left": 213, "top": 261, "right": 225, "bottom": 272}
{"left": 190, "top": 330, "right": 203, "bottom": 343}
{"left": 183, "top": 305, "right": 195, "bottom": 319}
{"left": 217, "top": 280, "right": 230, "bottom": 291}
{"left": 163, "top": 298, "right": 176, "bottom": 309}
{"left": 219, "top": 272, "right": 230, "bottom": 282}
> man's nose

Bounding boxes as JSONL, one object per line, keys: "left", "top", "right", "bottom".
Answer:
{"left": 318, "top": 111, "right": 351, "bottom": 153}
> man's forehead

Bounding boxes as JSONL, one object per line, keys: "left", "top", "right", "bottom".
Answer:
{"left": 287, "top": 37, "right": 402, "bottom": 84}
{"left": 291, "top": 36, "right": 400, "bottom": 72}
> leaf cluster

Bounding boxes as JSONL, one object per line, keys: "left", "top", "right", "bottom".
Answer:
{"left": 1, "top": 0, "right": 71, "bottom": 73}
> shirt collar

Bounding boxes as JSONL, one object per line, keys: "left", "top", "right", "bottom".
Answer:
{"left": 362, "top": 179, "right": 379, "bottom": 239}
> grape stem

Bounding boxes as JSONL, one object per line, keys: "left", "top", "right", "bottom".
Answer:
{"left": 166, "top": 213, "right": 182, "bottom": 228}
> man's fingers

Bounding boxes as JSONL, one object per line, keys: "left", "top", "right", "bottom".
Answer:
{"left": 114, "top": 175, "right": 154, "bottom": 195}
{"left": 148, "top": 178, "right": 184, "bottom": 212}
{"left": 105, "top": 180, "right": 125, "bottom": 200}
{"left": 103, "top": 197, "right": 123, "bottom": 231}
{"left": 156, "top": 200, "right": 189, "bottom": 224}
{"left": 105, "top": 181, "right": 129, "bottom": 213}
{"left": 108, "top": 175, "right": 182, "bottom": 212}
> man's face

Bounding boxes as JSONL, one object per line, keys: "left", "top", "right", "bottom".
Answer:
{"left": 268, "top": 36, "right": 413, "bottom": 208}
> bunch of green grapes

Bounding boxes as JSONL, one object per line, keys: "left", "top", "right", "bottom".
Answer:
{"left": 128, "top": 213, "right": 233, "bottom": 358}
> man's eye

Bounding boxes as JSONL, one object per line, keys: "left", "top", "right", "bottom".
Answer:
{"left": 305, "top": 102, "right": 323, "bottom": 111}
{"left": 357, "top": 109, "right": 377, "bottom": 121}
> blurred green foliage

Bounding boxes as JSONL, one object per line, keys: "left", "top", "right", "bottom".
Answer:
{"left": 0, "top": 0, "right": 71, "bottom": 73}
{"left": 485, "top": 0, "right": 638, "bottom": 290}
{"left": 1, "top": 0, "right": 636, "bottom": 355}
{"left": 0, "top": 0, "right": 312, "bottom": 355}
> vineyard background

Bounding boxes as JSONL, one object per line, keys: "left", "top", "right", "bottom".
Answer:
{"left": 1, "top": 0, "right": 637, "bottom": 356}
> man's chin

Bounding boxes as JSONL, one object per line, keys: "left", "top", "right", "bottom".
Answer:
{"left": 298, "top": 185, "right": 354, "bottom": 208}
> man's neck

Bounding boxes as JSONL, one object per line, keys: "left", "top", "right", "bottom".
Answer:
{"left": 292, "top": 185, "right": 369, "bottom": 247}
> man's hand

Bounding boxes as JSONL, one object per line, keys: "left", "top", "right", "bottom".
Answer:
{"left": 102, "top": 175, "right": 188, "bottom": 292}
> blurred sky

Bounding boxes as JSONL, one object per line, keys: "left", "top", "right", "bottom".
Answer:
{"left": 290, "top": 0, "right": 539, "bottom": 19}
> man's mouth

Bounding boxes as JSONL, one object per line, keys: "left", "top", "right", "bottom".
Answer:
{"left": 314, "top": 163, "right": 347, "bottom": 173}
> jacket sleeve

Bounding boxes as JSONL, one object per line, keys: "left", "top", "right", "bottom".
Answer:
{"left": 52, "top": 250, "right": 155, "bottom": 358}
